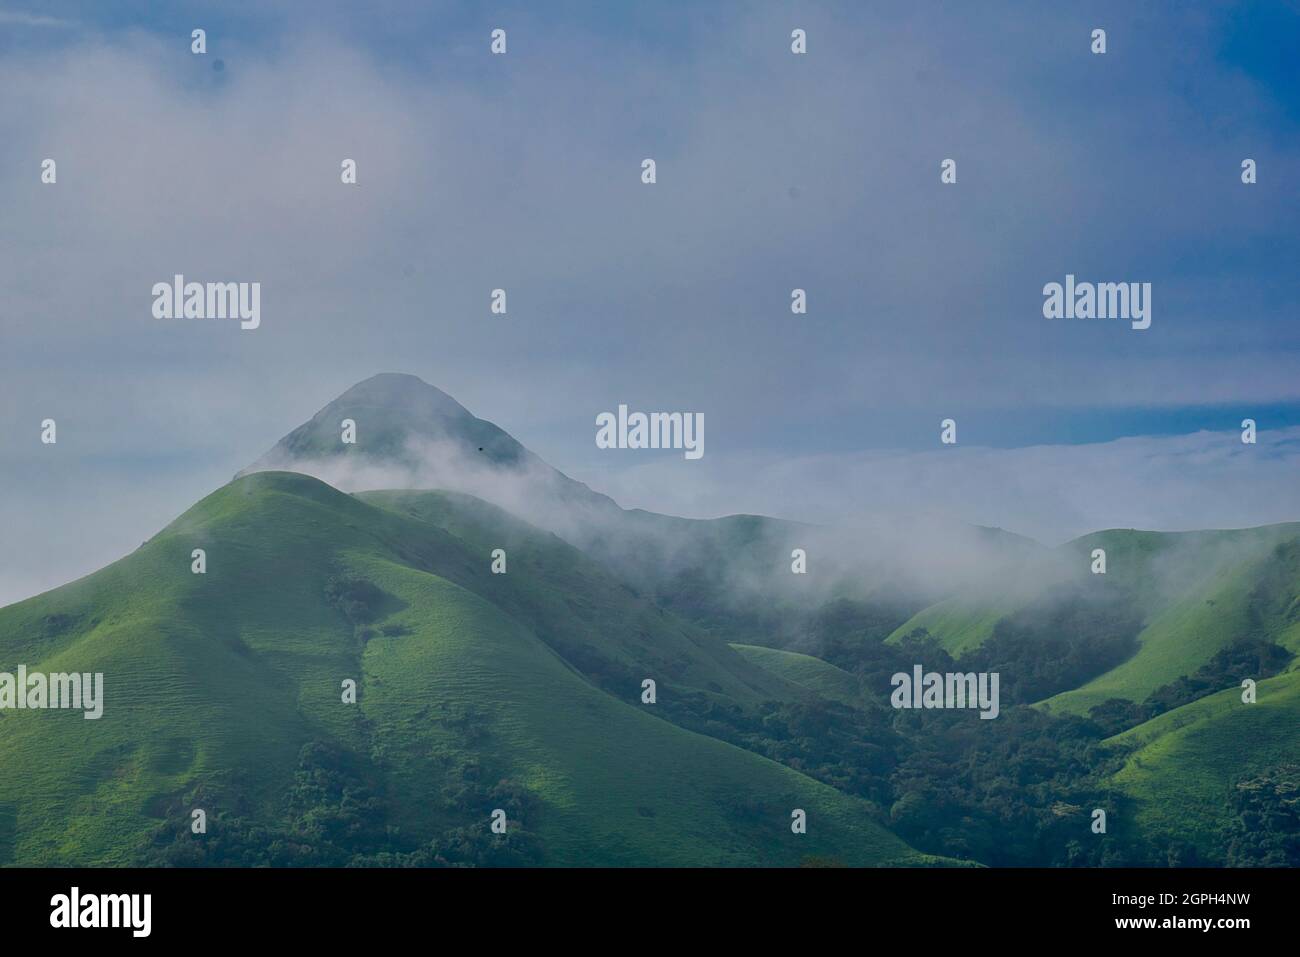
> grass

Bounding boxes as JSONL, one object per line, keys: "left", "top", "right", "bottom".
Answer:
{"left": 1043, "top": 526, "right": 1300, "bottom": 714}
{"left": 876, "top": 524, "right": 1300, "bottom": 716}
{"left": 1105, "top": 669, "right": 1300, "bottom": 853}
{"left": 0, "top": 472, "right": 947, "bottom": 867}
{"left": 885, "top": 596, "right": 1020, "bottom": 655}
{"left": 729, "top": 643, "right": 860, "bottom": 706}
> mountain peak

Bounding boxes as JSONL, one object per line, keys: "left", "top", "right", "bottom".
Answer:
{"left": 239, "top": 373, "right": 621, "bottom": 521}
{"left": 333, "top": 372, "right": 473, "bottom": 419}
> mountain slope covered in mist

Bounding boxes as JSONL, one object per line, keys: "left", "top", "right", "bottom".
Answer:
{"left": 242, "top": 373, "right": 1051, "bottom": 652}
{"left": 241, "top": 373, "right": 620, "bottom": 514}
{"left": 885, "top": 523, "right": 1300, "bottom": 714}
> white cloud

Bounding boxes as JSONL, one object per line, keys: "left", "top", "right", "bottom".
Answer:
{"left": 573, "top": 427, "right": 1300, "bottom": 546}
{"left": 0, "top": 10, "right": 77, "bottom": 29}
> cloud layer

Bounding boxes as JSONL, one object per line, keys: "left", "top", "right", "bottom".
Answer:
{"left": 573, "top": 426, "right": 1300, "bottom": 546}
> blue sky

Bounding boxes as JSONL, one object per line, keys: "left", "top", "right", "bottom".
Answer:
{"left": 1, "top": 1, "right": 1298, "bottom": 603}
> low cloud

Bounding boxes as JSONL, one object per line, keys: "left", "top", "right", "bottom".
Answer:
{"left": 572, "top": 426, "right": 1300, "bottom": 546}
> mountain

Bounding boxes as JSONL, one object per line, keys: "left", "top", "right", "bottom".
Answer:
{"left": 239, "top": 374, "right": 813, "bottom": 627}
{"left": 0, "top": 471, "right": 949, "bottom": 866}
{"left": 241, "top": 372, "right": 622, "bottom": 523}
{"left": 240, "top": 374, "right": 1042, "bottom": 652}
{"left": 5, "top": 372, "right": 1295, "bottom": 868}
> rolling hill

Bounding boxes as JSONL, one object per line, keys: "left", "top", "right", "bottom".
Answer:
{"left": 729, "top": 643, "right": 861, "bottom": 707}
{"left": 1044, "top": 526, "right": 1300, "bottom": 713}
{"left": 0, "top": 471, "right": 947, "bottom": 866}
{"left": 4, "top": 372, "right": 1295, "bottom": 868}
{"left": 883, "top": 523, "right": 1300, "bottom": 715}
{"left": 1104, "top": 668, "right": 1300, "bottom": 860}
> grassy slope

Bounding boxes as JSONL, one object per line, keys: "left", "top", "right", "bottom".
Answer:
{"left": 355, "top": 555, "right": 939, "bottom": 866}
{"left": 885, "top": 597, "right": 1018, "bottom": 655}
{"left": 357, "top": 489, "right": 795, "bottom": 706}
{"left": 1104, "top": 670, "right": 1300, "bottom": 852}
{"left": 0, "top": 475, "right": 361, "bottom": 865}
{"left": 877, "top": 525, "right": 1300, "bottom": 715}
{"left": 1043, "top": 526, "right": 1300, "bottom": 714}
{"left": 0, "top": 472, "right": 944, "bottom": 866}
{"left": 729, "top": 644, "right": 860, "bottom": 706}
{"left": 883, "top": 548, "right": 1067, "bottom": 654}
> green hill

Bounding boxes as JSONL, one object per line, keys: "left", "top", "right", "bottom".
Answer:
{"left": 0, "top": 472, "right": 945, "bottom": 867}
{"left": 877, "top": 524, "right": 1300, "bottom": 716}
{"left": 1104, "top": 669, "right": 1300, "bottom": 858}
{"left": 882, "top": 531, "right": 1056, "bottom": 656}
{"left": 1042, "top": 526, "right": 1300, "bottom": 714}
{"left": 729, "top": 644, "right": 860, "bottom": 706}
{"left": 886, "top": 594, "right": 1028, "bottom": 656}
{"left": 358, "top": 488, "right": 795, "bottom": 707}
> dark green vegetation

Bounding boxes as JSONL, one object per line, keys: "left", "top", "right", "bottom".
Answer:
{"left": 2, "top": 374, "right": 1296, "bottom": 867}
{"left": 728, "top": 605, "right": 1300, "bottom": 866}
{"left": 753, "top": 534, "right": 1300, "bottom": 866}
{"left": 1088, "top": 636, "right": 1294, "bottom": 737}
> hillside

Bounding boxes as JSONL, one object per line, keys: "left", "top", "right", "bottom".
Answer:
{"left": 1104, "top": 669, "right": 1300, "bottom": 860}
{"left": 0, "top": 472, "right": 945, "bottom": 866}
{"left": 1043, "top": 525, "right": 1300, "bottom": 714}
{"left": 357, "top": 488, "right": 797, "bottom": 706}
{"left": 729, "top": 644, "right": 861, "bottom": 706}
{"left": 878, "top": 524, "right": 1300, "bottom": 715}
